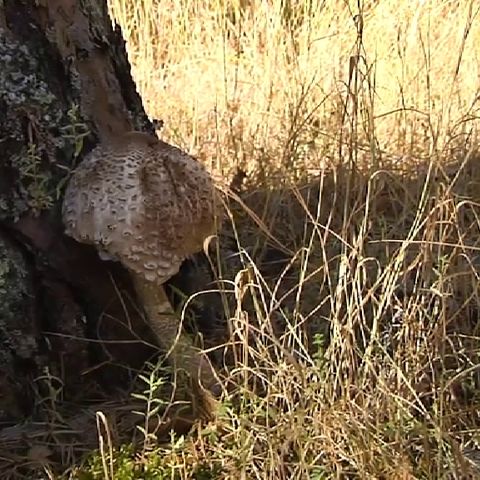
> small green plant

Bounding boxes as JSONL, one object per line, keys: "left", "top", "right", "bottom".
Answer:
{"left": 308, "top": 466, "right": 330, "bottom": 480}
{"left": 61, "top": 104, "right": 90, "bottom": 162}
{"left": 15, "top": 142, "right": 54, "bottom": 214}
{"left": 55, "top": 104, "right": 91, "bottom": 199}
{"left": 131, "top": 360, "right": 169, "bottom": 452}
{"left": 73, "top": 444, "right": 167, "bottom": 480}
{"left": 312, "top": 332, "right": 327, "bottom": 372}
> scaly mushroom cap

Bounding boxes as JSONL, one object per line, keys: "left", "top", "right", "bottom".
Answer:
{"left": 62, "top": 132, "right": 221, "bottom": 283}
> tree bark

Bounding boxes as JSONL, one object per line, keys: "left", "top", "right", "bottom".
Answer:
{"left": 0, "top": 0, "right": 220, "bottom": 429}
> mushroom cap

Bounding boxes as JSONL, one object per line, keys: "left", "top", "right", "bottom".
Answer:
{"left": 62, "top": 132, "right": 221, "bottom": 284}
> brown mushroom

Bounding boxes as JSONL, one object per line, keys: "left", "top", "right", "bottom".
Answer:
{"left": 62, "top": 131, "right": 222, "bottom": 416}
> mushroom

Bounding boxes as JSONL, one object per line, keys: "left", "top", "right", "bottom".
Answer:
{"left": 62, "top": 131, "right": 222, "bottom": 416}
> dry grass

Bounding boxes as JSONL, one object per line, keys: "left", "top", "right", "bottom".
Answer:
{"left": 109, "top": 0, "right": 480, "bottom": 179}
{"left": 59, "top": 0, "right": 480, "bottom": 478}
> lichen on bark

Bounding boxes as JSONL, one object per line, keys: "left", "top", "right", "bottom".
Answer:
{"left": 0, "top": 231, "right": 41, "bottom": 419}
{"left": 0, "top": 26, "right": 90, "bottom": 220}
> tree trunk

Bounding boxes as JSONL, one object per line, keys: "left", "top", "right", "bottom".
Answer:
{"left": 0, "top": 0, "right": 220, "bottom": 432}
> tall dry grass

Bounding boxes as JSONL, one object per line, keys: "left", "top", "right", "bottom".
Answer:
{"left": 108, "top": 0, "right": 480, "bottom": 179}
{"left": 71, "top": 1, "right": 480, "bottom": 478}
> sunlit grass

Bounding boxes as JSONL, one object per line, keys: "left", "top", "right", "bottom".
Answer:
{"left": 108, "top": 0, "right": 480, "bottom": 177}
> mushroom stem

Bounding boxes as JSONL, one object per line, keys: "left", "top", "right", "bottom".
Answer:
{"left": 132, "top": 275, "right": 219, "bottom": 414}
